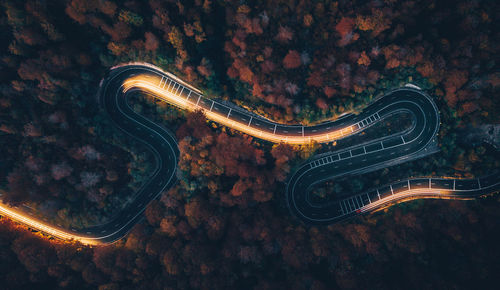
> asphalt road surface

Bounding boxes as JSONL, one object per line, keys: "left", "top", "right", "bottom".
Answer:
{"left": 3, "top": 63, "right": 499, "bottom": 244}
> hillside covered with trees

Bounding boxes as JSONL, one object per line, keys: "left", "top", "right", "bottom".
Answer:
{"left": 0, "top": 0, "right": 499, "bottom": 289}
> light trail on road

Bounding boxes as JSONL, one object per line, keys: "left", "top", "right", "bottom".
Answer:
{"left": 122, "top": 76, "right": 354, "bottom": 144}
{"left": 0, "top": 63, "right": 498, "bottom": 244}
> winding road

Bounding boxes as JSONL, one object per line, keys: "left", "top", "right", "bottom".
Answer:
{"left": 1, "top": 63, "right": 499, "bottom": 244}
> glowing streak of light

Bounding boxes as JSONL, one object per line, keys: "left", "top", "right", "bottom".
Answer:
{"left": 0, "top": 202, "right": 99, "bottom": 245}
{"left": 123, "top": 76, "right": 354, "bottom": 145}
{"left": 0, "top": 72, "right": 480, "bottom": 245}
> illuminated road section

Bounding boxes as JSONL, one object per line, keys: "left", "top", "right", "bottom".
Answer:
{"left": 0, "top": 63, "right": 498, "bottom": 244}
{"left": 121, "top": 76, "right": 356, "bottom": 145}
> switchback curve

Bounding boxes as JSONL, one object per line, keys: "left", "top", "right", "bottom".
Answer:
{"left": 1, "top": 63, "right": 498, "bottom": 244}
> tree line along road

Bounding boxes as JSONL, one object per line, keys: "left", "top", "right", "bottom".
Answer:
{"left": 1, "top": 63, "right": 498, "bottom": 244}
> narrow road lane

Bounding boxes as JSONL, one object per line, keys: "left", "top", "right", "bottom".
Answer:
{"left": 1, "top": 63, "right": 498, "bottom": 244}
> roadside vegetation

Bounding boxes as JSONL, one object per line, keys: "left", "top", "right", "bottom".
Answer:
{"left": 0, "top": 0, "right": 498, "bottom": 288}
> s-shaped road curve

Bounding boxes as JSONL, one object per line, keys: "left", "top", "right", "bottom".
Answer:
{"left": 1, "top": 63, "right": 498, "bottom": 244}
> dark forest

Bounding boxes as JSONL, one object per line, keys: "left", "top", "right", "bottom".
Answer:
{"left": 0, "top": 0, "right": 499, "bottom": 289}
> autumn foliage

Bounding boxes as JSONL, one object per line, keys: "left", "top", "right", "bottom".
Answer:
{"left": 0, "top": 0, "right": 499, "bottom": 288}
{"left": 283, "top": 50, "right": 301, "bottom": 69}
{"left": 176, "top": 111, "right": 294, "bottom": 206}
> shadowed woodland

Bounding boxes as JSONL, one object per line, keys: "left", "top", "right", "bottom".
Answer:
{"left": 0, "top": 0, "right": 499, "bottom": 289}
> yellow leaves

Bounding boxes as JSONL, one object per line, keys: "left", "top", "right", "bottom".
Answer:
{"left": 237, "top": 5, "right": 251, "bottom": 14}
{"left": 168, "top": 27, "right": 182, "bottom": 48}
{"left": 356, "top": 15, "right": 374, "bottom": 31}
{"left": 297, "top": 141, "right": 320, "bottom": 160}
{"left": 182, "top": 152, "right": 192, "bottom": 162}
{"left": 357, "top": 51, "right": 371, "bottom": 66}
{"left": 167, "top": 26, "right": 187, "bottom": 60}
{"left": 355, "top": 9, "right": 391, "bottom": 36}
{"left": 118, "top": 10, "right": 143, "bottom": 26}
{"left": 199, "top": 149, "right": 209, "bottom": 158}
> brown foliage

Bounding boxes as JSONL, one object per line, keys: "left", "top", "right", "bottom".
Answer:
{"left": 335, "top": 17, "right": 355, "bottom": 38}
{"left": 307, "top": 71, "right": 324, "bottom": 88}
{"left": 1, "top": 1, "right": 499, "bottom": 289}
{"left": 144, "top": 200, "right": 164, "bottom": 226}
{"left": 176, "top": 110, "right": 212, "bottom": 141}
{"left": 11, "top": 235, "right": 56, "bottom": 273}
{"left": 275, "top": 26, "right": 293, "bottom": 43}
{"left": 5, "top": 168, "right": 32, "bottom": 204}
{"left": 444, "top": 70, "right": 468, "bottom": 107}
{"left": 283, "top": 50, "right": 301, "bottom": 69}
{"left": 144, "top": 32, "right": 159, "bottom": 52}
{"left": 316, "top": 98, "right": 328, "bottom": 110}
{"left": 323, "top": 86, "right": 336, "bottom": 98}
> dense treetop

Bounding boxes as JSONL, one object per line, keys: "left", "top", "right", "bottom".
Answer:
{"left": 0, "top": 0, "right": 499, "bottom": 289}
